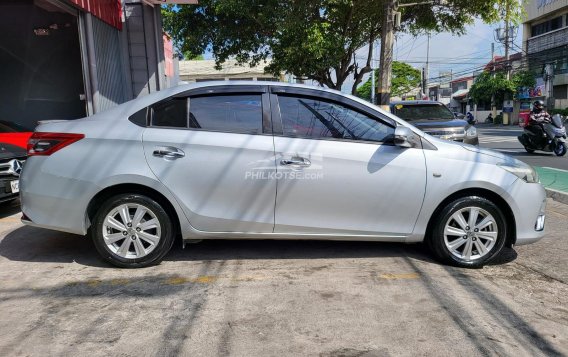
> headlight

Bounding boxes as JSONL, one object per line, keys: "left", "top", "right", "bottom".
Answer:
{"left": 497, "top": 163, "right": 539, "bottom": 183}
{"left": 466, "top": 126, "right": 477, "bottom": 137}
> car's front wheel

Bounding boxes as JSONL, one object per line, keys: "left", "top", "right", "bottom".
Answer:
{"left": 429, "top": 196, "right": 507, "bottom": 268}
{"left": 91, "top": 194, "right": 175, "bottom": 268}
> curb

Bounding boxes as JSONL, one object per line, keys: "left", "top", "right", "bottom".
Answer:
{"left": 545, "top": 188, "right": 568, "bottom": 205}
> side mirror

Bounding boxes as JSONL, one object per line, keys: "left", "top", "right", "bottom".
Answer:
{"left": 394, "top": 126, "right": 420, "bottom": 148}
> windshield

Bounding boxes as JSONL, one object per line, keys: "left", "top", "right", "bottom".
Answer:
{"left": 392, "top": 103, "right": 455, "bottom": 121}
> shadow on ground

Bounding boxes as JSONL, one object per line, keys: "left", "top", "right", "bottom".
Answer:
{"left": 0, "top": 225, "right": 517, "bottom": 268}
{"left": 0, "top": 198, "right": 21, "bottom": 219}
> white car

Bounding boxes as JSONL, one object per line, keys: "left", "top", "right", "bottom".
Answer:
{"left": 20, "top": 82, "right": 546, "bottom": 268}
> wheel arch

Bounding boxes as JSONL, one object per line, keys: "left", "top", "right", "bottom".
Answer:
{"left": 86, "top": 183, "right": 182, "bottom": 238}
{"left": 424, "top": 188, "right": 517, "bottom": 247}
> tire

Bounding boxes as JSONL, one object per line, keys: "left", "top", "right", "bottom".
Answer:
{"left": 524, "top": 146, "right": 535, "bottom": 154}
{"left": 91, "top": 194, "right": 175, "bottom": 268}
{"left": 553, "top": 141, "right": 567, "bottom": 157}
{"left": 429, "top": 196, "right": 507, "bottom": 268}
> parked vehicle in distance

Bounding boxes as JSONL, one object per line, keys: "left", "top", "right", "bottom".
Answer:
{"left": 21, "top": 82, "right": 546, "bottom": 268}
{"left": 0, "top": 143, "right": 26, "bottom": 203}
{"left": 0, "top": 120, "right": 33, "bottom": 149}
{"left": 390, "top": 101, "right": 479, "bottom": 145}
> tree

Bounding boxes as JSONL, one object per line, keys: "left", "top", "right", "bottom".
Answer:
{"left": 163, "top": 0, "right": 524, "bottom": 94}
{"left": 356, "top": 61, "right": 421, "bottom": 101}
{"left": 184, "top": 52, "right": 204, "bottom": 60}
{"left": 469, "top": 70, "right": 536, "bottom": 105}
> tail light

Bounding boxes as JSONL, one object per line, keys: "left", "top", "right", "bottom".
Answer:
{"left": 27, "top": 132, "right": 85, "bottom": 156}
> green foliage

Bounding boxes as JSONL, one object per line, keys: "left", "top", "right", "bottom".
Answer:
{"left": 469, "top": 70, "right": 536, "bottom": 105}
{"left": 551, "top": 108, "right": 568, "bottom": 117}
{"left": 162, "top": 0, "right": 525, "bottom": 94}
{"left": 356, "top": 61, "right": 421, "bottom": 101}
{"left": 184, "top": 52, "right": 204, "bottom": 60}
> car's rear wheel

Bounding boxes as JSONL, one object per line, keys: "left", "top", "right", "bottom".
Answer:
{"left": 429, "top": 196, "right": 507, "bottom": 268}
{"left": 91, "top": 194, "right": 175, "bottom": 268}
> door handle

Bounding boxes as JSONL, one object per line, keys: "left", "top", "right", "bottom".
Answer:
{"left": 153, "top": 146, "right": 185, "bottom": 160}
{"left": 280, "top": 157, "right": 311, "bottom": 167}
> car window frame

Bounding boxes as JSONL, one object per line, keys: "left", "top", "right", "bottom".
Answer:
{"left": 146, "top": 85, "right": 272, "bottom": 136}
{"left": 270, "top": 87, "right": 396, "bottom": 145}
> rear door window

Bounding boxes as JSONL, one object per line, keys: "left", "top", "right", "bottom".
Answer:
{"left": 151, "top": 98, "right": 188, "bottom": 128}
{"left": 189, "top": 94, "right": 263, "bottom": 134}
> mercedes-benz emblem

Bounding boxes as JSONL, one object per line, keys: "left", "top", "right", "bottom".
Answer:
{"left": 7, "top": 159, "right": 23, "bottom": 176}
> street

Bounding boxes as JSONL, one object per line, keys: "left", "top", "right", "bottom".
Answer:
{"left": 477, "top": 124, "right": 568, "bottom": 171}
{"left": 0, "top": 192, "right": 567, "bottom": 355}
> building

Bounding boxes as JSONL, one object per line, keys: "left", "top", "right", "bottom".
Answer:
{"left": 0, "top": 0, "right": 188, "bottom": 130}
{"left": 179, "top": 59, "right": 282, "bottom": 83}
{"left": 523, "top": 0, "right": 568, "bottom": 109}
{"left": 448, "top": 76, "right": 474, "bottom": 114}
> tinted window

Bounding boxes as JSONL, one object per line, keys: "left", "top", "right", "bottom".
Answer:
{"left": 189, "top": 95, "right": 262, "bottom": 134}
{"left": 152, "top": 98, "right": 187, "bottom": 128}
{"left": 392, "top": 103, "right": 455, "bottom": 121}
{"left": 278, "top": 95, "right": 394, "bottom": 142}
{"left": 129, "top": 108, "right": 148, "bottom": 127}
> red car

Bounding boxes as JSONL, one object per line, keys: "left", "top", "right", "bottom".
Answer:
{"left": 0, "top": 121, "right": 33, "bottom": 149}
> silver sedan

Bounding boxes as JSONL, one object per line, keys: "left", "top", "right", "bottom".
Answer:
{"left": 20, "top": 82, "right": 546, "bottom": 268}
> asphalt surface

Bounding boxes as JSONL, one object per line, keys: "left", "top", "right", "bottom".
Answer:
{"left": 0, "top": 197, "right": 567, "bottom": 356}
{"left": 476, "top": 124, "right": 568, "bottom": 171}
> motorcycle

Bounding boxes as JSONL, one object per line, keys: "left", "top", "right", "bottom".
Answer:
{"left": 518, "top": 114, "right": 567, "bottom": 156}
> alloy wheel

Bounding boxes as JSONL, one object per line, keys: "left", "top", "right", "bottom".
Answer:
{"left": 102, "top": 203, "right": 162, "bottom": 259}
{"left": 443, "top": 207, "right": 498, "bottom": 261}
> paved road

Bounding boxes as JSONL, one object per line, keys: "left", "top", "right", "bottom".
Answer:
{"left": 0, "top": 198, "right": 567, "bottom": 356}
{"left": 477, "top": 124, "right": 568, "bottom": 171}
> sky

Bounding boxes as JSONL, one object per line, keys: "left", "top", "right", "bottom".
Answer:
{"left": 346, "top": 18, "right": 524, "bottom": 92}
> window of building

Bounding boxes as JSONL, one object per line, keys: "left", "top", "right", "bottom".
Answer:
{"left": 151, "top": 98, "right": 188, "bottom": 128}
{"left": 553, "top": 85, "right": 568, "bottom": 100}
{"left": 278, "top": 95, "right": 394, "bottom": 142}
{"left": 531, "top": 16, "right": 563, "bottom": 37}
{"left": 189, "top": 94, "right": 263, "bottom": 134}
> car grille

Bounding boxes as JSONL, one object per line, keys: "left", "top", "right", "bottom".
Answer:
{"left": 0, "top": 157, "right": 26, "bottom": 178}
{"left": 426, "top": 129, "right": 466, "bottom": 141}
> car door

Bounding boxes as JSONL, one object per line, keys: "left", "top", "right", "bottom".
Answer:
{"left": 142, "top": 86, "right": 277, "bottom": 233}
{"left": 271, "top": 87, "right": 427, "bottom": 236}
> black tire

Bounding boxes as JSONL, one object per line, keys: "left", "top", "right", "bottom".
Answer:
{"left": 553, "top": 142, "right": 567, "bottom": 157}
{"left": 91, "top": 194, "right": 175, "bottom": 268}
{"left": 429, "top": 196, "right": 507, "bottom": 268}
{"left": 524, "top": 146, "right": 535, "bottom": 154}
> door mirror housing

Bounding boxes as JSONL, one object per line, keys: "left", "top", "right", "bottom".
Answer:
{"left": 394, "top": 126, "right": 420, "bottom": 148}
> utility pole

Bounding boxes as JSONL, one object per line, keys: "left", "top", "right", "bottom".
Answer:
{"left": 377, "top": 0, "right": 396, "bottom": 110}
{"left": 371, "top": 40, "right": 376, "bottom": 104}
{"left": 503, "top": 0, "right": 511, "bottom": 125}
{"left": 424, "top": 33, "right": 430, "bottom": 100}
{"left": 491, "top": 42, "right": 496, "bottom": 119}
{"left": 544, "top": 63, "right": 555, "bottom": 110}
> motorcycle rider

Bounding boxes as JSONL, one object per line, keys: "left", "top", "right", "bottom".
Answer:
{"left": 527, "top": 100, "right": 551, "bottom": 139}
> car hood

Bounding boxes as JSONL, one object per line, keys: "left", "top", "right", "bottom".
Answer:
{"left": 409, "top": 119, "right": 468, "bottom": 130}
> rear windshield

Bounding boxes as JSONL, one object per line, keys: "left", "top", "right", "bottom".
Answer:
{"left": 392, "top": 103, "right": 455, "bottom": 121}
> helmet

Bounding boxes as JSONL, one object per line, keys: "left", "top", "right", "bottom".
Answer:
{"left": 533, "top": 100, "right": 544, "bottom": 110}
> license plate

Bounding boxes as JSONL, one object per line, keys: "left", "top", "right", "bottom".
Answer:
{"left": 440, "top": 135, "right": 453, "bottom": 140}
{"left": 10, "top": 180, "right": 19, "bottom": 193}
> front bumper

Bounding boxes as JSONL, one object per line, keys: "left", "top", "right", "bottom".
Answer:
{"left": 0, "top": 176, "right": 20, "bottom": 203}
{"left": 506, "top": 179, "right": 547, "bottom": 245}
